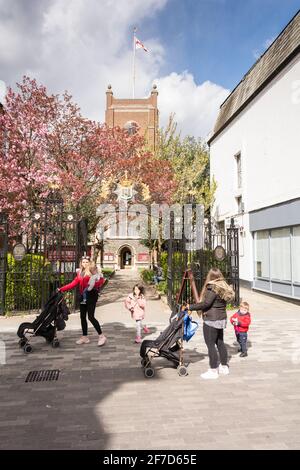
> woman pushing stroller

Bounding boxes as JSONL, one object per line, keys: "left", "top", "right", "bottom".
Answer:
{"left": 187, "top": 268, "right": 234, "bottom": 380}
{"left": 58, "top": 257, "right": 106, "bottom": 346}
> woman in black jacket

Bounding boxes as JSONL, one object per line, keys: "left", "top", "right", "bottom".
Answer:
{"left": 188, "top": 267, "right": 234, "bottom": 380}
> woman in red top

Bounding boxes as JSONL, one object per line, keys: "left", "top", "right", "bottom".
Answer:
{"left": 59, "top": 257, "right": 106, "bottom": 346}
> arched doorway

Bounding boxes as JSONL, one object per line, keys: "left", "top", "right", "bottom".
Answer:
{"left": 118, "top": 245, "right": 134, "bottom": 269}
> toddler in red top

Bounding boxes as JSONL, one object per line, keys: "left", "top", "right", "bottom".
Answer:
{"left": 230, "top": 301, "right": 251, "bottom": 357}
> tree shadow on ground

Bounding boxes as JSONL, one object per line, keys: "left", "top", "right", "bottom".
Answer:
{"left": 0, "top": 321, "right": 204, "bottom": 450}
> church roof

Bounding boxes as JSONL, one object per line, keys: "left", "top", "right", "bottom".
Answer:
{"left": 208, "top": 10, "right": 300, "bottom": 145}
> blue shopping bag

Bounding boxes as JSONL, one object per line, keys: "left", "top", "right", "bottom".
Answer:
{"left": 183, "top": 312, "right": 199, "bottom": 342}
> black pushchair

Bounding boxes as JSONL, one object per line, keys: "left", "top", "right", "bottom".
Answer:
{"left": 140, "top": 306, "right": 198, "bottom": 378}
{"left": 17, "top": 292, "right": 70, "bottom": 353}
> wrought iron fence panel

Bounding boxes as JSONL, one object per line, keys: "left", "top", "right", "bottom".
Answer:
{"left": 0, "top": 192, "right": 86, "bottom": 315}
{"left": 168, "top": 216, "right": 239, "bottom": 309}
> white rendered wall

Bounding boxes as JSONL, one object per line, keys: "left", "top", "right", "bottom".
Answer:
{"left": 210, "top": 54, "right": 300, "bottom": 282}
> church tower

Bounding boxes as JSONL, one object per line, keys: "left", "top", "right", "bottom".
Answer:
{"left": 96, "top": 85, "right": 159, "bottom": 271}
{"left": 105, "top": 84, "right": 159, "bottom": 150}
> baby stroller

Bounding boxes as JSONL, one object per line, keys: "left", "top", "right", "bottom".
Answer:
{"left": 17, "top": 291, "right": 70, "bottom": 353}
{"left": 140, "top": 305, "right": 198, "bottom": 378}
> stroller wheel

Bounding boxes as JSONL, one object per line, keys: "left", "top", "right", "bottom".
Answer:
{"left": 144, "top": 367, "right": 155, "bottom": 378}
{"left": 24, "top": 344, "right": 32, "bottom": 354}
{"left": 52, "top": 339, "right": 60, "bottom": 348}
{"left": 19, "top": 339, "right": 27, "bottom": 348}
{"left": 177, "top": 365, "right": 188, "bottom": 377}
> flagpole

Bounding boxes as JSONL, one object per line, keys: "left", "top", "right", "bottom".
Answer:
{"left": 133, "top": 27, "right": 136, "bottom": 99}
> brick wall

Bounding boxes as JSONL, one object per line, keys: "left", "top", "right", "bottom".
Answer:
{"left": 105, "top": 85, "right": 159, "bottom": 150}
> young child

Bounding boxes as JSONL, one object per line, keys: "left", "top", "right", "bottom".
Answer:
{"left": 80, "top": 265, "right": 102, "bottom": 304}
{"left": 125, "top": 284, "right": 150, "bottom": 344}
{"left": 230, "top": 301, "right": 251, "bottom": 357}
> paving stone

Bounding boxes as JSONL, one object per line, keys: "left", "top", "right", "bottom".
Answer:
{"left": 0, "top": 275, "right": 300, "bottom": 449}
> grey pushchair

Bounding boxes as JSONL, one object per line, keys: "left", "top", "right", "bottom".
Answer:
{"left": 140, "top": 306, "right": 198, "bottom": 378}
{"left": 17, "top": 291, "right": 70, "bottom": 353}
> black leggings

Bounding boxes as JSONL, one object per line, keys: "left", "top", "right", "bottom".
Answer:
{"left": 80, "top": 290, "right": 102, "bottom": 336}
{"left": 203, "top": 323, "right": 228, "bottom": 369}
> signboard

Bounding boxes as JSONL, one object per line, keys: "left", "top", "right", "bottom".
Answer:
{"left": 12, "top": 243, "right": 26, "bottom": 262}
{"left": 47, "top": 246, "right": 91, "bottom": 262}
{"left": 138, "top": 253, "right": 149, "bottom": 262}
{"left": 104, "top": 252, "right": 114, "bottom": 261}
{"left": 47, "top": 249, "right": 76, "bottom": 262}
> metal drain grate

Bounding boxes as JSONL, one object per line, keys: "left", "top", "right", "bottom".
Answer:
{"left": 25, "top": 370, "right": 60, "bottom": 383}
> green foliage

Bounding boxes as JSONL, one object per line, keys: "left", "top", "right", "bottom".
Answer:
{"left": 156, "top": 280, "right": 167, "bottom": 294}
{"left": 159, "top": 251, "right": 168, "bottom": 279}
{"left": 102, "top": 268, "right": 115, "bottom": 278}
{"left": 5, "top": 253, "right": 54, "bottom": 312}
{"left": 140, "top": 269, "right": 154, "bottom": 284}
{"left": 226, "top": 303, "right": 235, "bottom": 311}
{"left": 156, "top": 114, "right": 216, "bottom": 208}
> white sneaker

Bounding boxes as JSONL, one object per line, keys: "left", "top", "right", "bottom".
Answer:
{"left": 98, "top": 334, "right": 107, "bottom": 347}
{"left": 219, "top": 364, "right": 229, "bottom": 375}
{"left": 201, "top": 369, "right": 219, "bottom": 380}
{"left": 76, "top": 336, "right": 90, "bottom": 345}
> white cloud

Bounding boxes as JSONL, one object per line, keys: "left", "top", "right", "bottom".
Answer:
{"left": 155, "top": 72, "right": 230, "bottom": 137}
{"left": 253, "top": 35, "right": 276, "bottom": 60}
{"left": 0, "top": 0, "right": 167, "bottom": 118}
{"left": 0, "top": 80, "right": 6, "bottom": 103}
{"left": 0, "top": 0, "right": 228, "bottom": 137}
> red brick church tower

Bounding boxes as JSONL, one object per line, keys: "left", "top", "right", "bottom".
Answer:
{"left": 98, "top": 85, "right": 159, "bottom": 271}
{"left": 105, "top": 84, "right": 159, "bottom": 149}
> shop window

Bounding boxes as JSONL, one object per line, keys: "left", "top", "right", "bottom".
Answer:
{"left": 270, "top": 228, "right": 291, "bottom": 281}
{"left": 255, "top": 230, "right": 269, "bottom": 278}
{"left": 292, "top": 226, "right": 300, "bottom": 283}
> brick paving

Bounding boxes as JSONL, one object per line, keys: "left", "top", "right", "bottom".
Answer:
{"left": 0, "top": 271, "right": 300, "bottom": 450}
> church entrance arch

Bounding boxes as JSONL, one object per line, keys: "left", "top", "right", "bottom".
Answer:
{"left": 118, "top": 245, "right": 134, "bottom": 269}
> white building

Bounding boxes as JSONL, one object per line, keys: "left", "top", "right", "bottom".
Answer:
{"left": 208, "top": 11, "right": 300, "bottom": 300}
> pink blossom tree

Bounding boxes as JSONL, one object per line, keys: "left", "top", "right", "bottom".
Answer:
{"left": 0, "top": 76, "right": 177, "bottom": 236}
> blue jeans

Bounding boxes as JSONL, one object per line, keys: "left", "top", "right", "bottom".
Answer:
{"left": 153, "top": 275, "right": 163, "bottom": 285}
{"left": 236, "top": 332, "right": 248, "bottom": 353}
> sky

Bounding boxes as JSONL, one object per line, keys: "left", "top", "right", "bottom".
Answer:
{"left": 0, "top": 0, "right": 299, "bottom": 138}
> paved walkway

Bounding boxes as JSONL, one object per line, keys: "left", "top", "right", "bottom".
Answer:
{"left": 0, "top": 271, "right": 300, "bottom": 450}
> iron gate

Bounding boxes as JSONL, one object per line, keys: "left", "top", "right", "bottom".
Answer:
{"left": 167, "top": 217, "right": 240, "bottom": 309}
{"left": 0, "top": 191, "right": 87, "bottom": 315}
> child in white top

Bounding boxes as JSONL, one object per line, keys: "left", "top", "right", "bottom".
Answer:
{"left": 80, "top": 266, "right": 102, "bottom": 304}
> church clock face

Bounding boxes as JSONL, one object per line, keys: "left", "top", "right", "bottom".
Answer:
{"left": 214, "top": 245, "right": 226, "bottom": 261}
{"left": 124, "top": 121, "right": 138, "bottom": 135}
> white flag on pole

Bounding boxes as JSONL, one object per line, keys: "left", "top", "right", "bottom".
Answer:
{"left": 134, "top": 36, "right": 148, "bottom": 52}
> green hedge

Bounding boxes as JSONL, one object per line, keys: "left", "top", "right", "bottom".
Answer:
{"left": 5, "top": 253, "right": 56, "bottom": 312}
{"left": 102, "top": 268, "right": 115, "bottom": 278}
{"left": 140, "top": 268, "right": 154, "bottom": 284}
{"left": 156, "top": 280, "right": 167, "bottom": 295}
{"left": 160, "top": 251, "right": 168, "bottom": 279}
